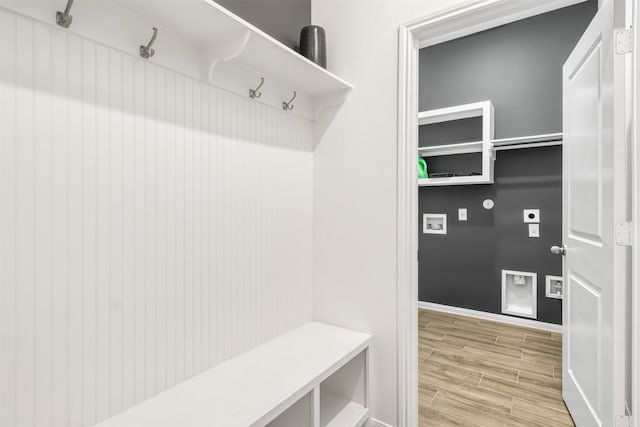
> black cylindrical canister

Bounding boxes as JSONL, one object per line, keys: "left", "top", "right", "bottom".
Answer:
{"left": 299, "top": 25, "right": 327, "bottom": 69}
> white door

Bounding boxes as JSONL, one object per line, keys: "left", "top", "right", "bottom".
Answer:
{"left": 561, "top": 0, "right": 629, "bottom": 426}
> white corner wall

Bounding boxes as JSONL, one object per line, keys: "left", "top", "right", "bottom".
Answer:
{"left": 311, "top": 1, "right": 467, "bottom": 425}
{"left": 0, "top": 7, "right": 314, "bottom": 427}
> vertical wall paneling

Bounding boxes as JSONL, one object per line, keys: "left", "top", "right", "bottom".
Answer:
{"left": 51, "top": 22, "right": 70, "bottom": 427}
{"left": 81, "top": 38, "right": 97, "bottom": 427}
{"left": 165, "top": 70, "right": 177, "bottom": 389}
{"left": 0, "top": 11, "right": 16, "bottom": 425}
{"left": 132, "top": 54, "right": 146, "bottom": 407}
{"left": 121, "top": 51, "right": 135, "bottom": 413}
{"left": 156, "top": 65, "right": 168, "bottom": 396}
{"left": 67, "top": 33, "right": 84, "bottom": 427}
{"left": 144, "top": 61, "right": 157, "bottom": 399}
{"left": 94, "top": 42, "right": 110, "bottom": 424}
{"left": 192, "top": 78, "right": 202, "bottom": 377}
{"left": 33, "top": 20, "right": 53, "bottom": 427}
{"left": 108, "top": 47, "right": 123, "bottom": 417}
{"left": 0, "top": 8, "right": 314, "bottom": 427}
{"left": 15, "top": 15, "right": 36, "bottom": 427}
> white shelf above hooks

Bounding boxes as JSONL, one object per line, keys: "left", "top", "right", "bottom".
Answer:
{"left": 0, "top": 0, "right": 353, "bottom": 121}
{"left": 113, "top": 0, "right": 353, "bottom": 120}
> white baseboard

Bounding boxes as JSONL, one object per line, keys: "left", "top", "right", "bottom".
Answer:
{"left": 366, "top": 418, "right": 394, "bottom": 427}
{"left": 418, "top": 301, "right": 562, "bottom": 333}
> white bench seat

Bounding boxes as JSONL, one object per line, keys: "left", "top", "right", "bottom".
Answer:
{"left": 95, "top": 322, "right": 371, "bottom": 427}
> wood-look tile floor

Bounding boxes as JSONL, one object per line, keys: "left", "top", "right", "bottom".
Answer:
{"left": 419, "top": 309, "right": 574, "bottom": 427}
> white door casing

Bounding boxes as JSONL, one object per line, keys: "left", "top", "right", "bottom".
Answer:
{"left": 562, "top": 1, "right": 629, "bottom": 425}
{"left": 397, "top": 1, "right": 633, "bottom": 425}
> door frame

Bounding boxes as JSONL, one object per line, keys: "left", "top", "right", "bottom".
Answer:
{"left": 633, "top": 1, "right": 640, "bottom": 425}
{"left": 396, "top": 0, "right": 635, "bottom": 425}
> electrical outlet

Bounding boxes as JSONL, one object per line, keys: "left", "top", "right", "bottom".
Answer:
{"left": 458, "top": 208, "right": 467, "bottom": 221}
{"left": 546, "top": 275, "right": 563, "bottom": 299}
{"left": 524, "top": 209, "right": 540, "bottom": 223}
{"left": 529, "top": 224, "right": 540, "bottom": 238}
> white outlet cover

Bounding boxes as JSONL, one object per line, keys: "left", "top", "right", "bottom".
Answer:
{"left": 524, "top": 209, "right": 540, "bottom": 223}
{"left": 423, "top": 213, "right": 447, "bottom": 235}
{"left": 483, "top": 199, "right": 494, "bottom": 210}
{"left": 458, "top": 208, "right": 467, "bottom": 221}
{"left": 546, "top": 275, "right": 563, "bottom": 299}
{"left": 528, "top": 224, "right": 540, "bottom": 238}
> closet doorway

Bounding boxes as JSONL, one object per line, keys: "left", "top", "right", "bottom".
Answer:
{"left": 397, "top": 0, "right": 635, "bottom": 426}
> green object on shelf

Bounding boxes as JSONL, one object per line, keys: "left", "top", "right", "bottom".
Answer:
{"left": 418, "top": 157, "right": 428, "bottom": 179}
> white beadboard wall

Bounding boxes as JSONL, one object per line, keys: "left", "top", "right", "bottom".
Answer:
{"left": 0, "top": 8, "right": 314, "bottom": 427}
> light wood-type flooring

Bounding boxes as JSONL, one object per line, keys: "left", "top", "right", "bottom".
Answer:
{"left": 419, "top": 308, "right": 574, "bottom": 426}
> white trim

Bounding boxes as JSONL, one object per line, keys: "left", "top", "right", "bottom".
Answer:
{"left": 418, "top": 174, "right": 492, "bottom": 187}
{"left": 418, "top": 133, "right": 564, "bottom": 158}
{"left": 493, "top": 140, "right": 562, "bottom": 152}
{"left": 633, "top": 0, "right": 640, "bottom": 424}
{"left": 366, "top": 417, "right": 395, "bottom": 427}
{"left": 418, "top": 141, "right": 484, "bottom": 157}
{"left": 417, "top": 100, "right": 491, "bottom": 125}
{"left": 397, "top": 2, "right": 589, "bottom": 424}
{"left": 413, "top": 0, "right": 588, "bottom": 49}
{"left": 418, "top": 301, "right": 563, "bottom": 334}
{"left": 396, "top": 20, "right": 419, "bottom": 427}
{"left": 491, "top": 132, "right": 563, "bottom": 147}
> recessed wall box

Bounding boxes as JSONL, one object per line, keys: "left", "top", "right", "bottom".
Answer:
{"left": 502, "top": 270, "right": 537, "bottom": 319}
{"left": 423, "top": 213, "right": 447, "bottom": 235}
{"left": 545, "top": 275, "right": 563, "bottom": 299}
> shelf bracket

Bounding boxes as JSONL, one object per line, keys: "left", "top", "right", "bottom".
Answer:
{"left": 313, "top": 88, "right": 352, "bottom": 119}
{"left": 206, "top": 30, "right": 251, "bottom": 82}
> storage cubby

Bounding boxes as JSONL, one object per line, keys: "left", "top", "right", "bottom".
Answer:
{"left": 267, "top": 392, "right": 314, "bottom": 427}
{"left": 421, "top": 152, "right": 484, "bottom": 182}
{"left": 418, "top": 101, "right": 495, "bottom": 186}
{"left": 93, "top": 323, "right": 370, "bottom": 427}
{"left": 501, "top": 270, "right": 537, "bottom": 318}
{"left": 319, "top": 350, "right": 368, "bottom": 427}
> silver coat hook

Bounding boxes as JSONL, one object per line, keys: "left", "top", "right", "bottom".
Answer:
{"left": 249, "top": 77, "right": 264, "bottom": 99}
{"left": 56, "top": 0, "right": 74, "bottom": 28}
{"left": 140, "top": 27, "right": 158, "bottom": 59}
{"left": 282, "top": 91, "right": 297, "bottom": 111}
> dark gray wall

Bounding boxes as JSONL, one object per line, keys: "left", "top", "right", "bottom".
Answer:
{"left": 418, "top": 1, "right": 597, "bottom": 324}
{"left": 217, "top": 0, "right": 311, "bottom": 50}
{"left": 419, "top": 147, "right": 563, "bottom": 323}
{"left": 419, "top": 0, "right": 597, "bottom": 138}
